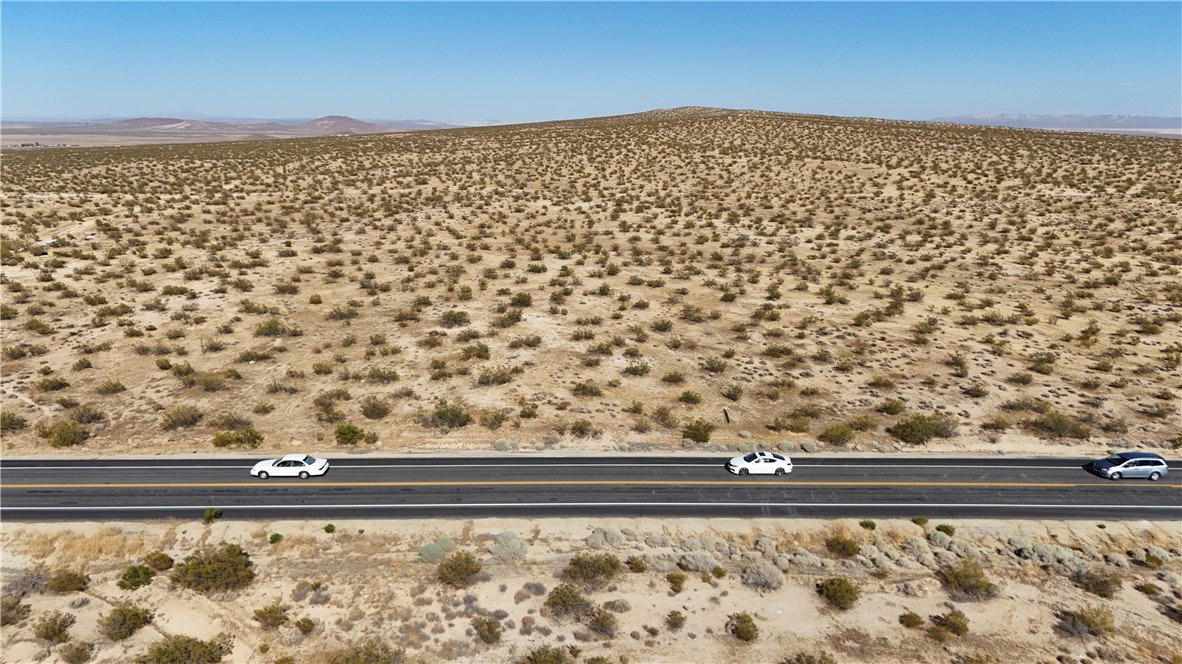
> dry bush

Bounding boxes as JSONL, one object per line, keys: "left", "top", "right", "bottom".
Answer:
{"left": 437, "top": 550, "right": 481, "bottom": 589}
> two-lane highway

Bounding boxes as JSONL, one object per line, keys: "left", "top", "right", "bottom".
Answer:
{"left": 1, "top": 456, "right": 1179, "bottom": 521}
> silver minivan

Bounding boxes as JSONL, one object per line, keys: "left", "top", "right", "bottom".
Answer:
{"left": 1092, "top": 452, "right": 1169, "bottom": 481}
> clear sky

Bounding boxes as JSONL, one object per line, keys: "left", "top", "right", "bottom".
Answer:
{"left": 2, "top": 2, "right": 1179, "bottom": 123}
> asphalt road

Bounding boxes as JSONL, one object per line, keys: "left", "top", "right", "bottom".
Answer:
{"left": 1, "top": 456, "right": 1179, "bottom": 521}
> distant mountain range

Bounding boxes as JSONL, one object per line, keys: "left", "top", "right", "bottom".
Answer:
{"left": 932, "top": 113, "right": 1181, "bottom": 133}
{"left": 2, "top": 114, "right": 498, "bottom": 138}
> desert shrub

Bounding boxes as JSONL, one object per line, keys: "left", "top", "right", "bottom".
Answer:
{"left": 682, "top": 418, "right": 715, "bottom": 443}
{"left": 1021, "top": 411, "right": 1091, "bottom": 439}
{"left": 1, "top": 595, "right": 30, "bottom": 626}
{"left": 161, "top": 405, "right": 203, "bottom": 430}
{"left": 472, "top": 614, "right": 502, "bottom": 644}
{"left": 46, "top": 569, "right": 89, "bottom": 593}
{"left": 253, "top": 603, "right": 289, "bottom": 630}
{"left": 941, "top": 559, "right": 998, "bottom": 601}
{"left": 99, "top": 604, "right": 153, "bottom": 640}
{"left": 134, "top": 634, "right": 233, "bottom": 664}
{"left": 95, "top": 380, "right": 126, "bottom": 395}
{"left": 34, "top": 610, "right": 75, "bottom": 644}
{"left": 171, "top": 543, "right": 255, "bottom": 594}
{"left": 117, "top": 565, "right": 155, "bottom": 590}
{"left": 877, "top": 399, "right": 906, "bottom": 415}
{"left": 561, "top": 553, "right": 621, "bottom": 589}
{"left": 420, "top": 543, "right": 446, "bottom": 562}
{"left": 935, "top": 523, "right": 956, "bottom": 536}
{"left": 335, "top": 423, "right": 365, "bottom": 445}
{"left": 0, "top": 411, "right": 28, "bottom": 431}
{"left": 932, "top": 608, "right": 970, "bottom": 636}
{"left": 666, "top": 572, "right": 686, "bottom": 594}
{"left": 665, "top": 610, "right": 686, "bottom": 631}
{"left": 817, "top": 577, "right": 860, "bottom": 610}
{"left": 817, "top": 424, "right": 854, "bottom": 445}
{"left": 210, "top": 426, "right": 263, "bottom": 448}
{"left": 202, "top": 508, "right": 222, "bottom": 524}
{"left": 587, "top": 607, "right": 619, "bottom": 637}
{"left": 726, "top": 612, "right": 759, "bottom": 642}
{"left": 888, "top": 413, "right": 957, "bottom": 444}
{"left": 678, "top": 550, "right": 718, "bottom": 573}
{"left": 911, "top": 516, "right": 929, "bottom": 526}
{"left": 899, "top": 611, "right": 924, "bottom": 628}
{"left": 517, "top": 645, "right": 572, "bottom": 664}
{"left": 35, "top": 376, "right": 70, "bottom": 391}
{"left": 625, "top": 555, "right": 647, "bottom": 573}
{"left": 295, "top": 616, "right": 316, "bottom": 635}
{"left": 359, "top": 396, "right": 390, "bottom": 420}
{"left": 824, "top": 534, "right": 860, "bottom": 558}
{"left": 544, "top": 583, "right": 590, "bottom": 620}
{"left": 859, "top": 519, "right": 876, "bottom": 530}
{"left": 1057, "top": 606, "right": 1115, "bottom": 638}
{"left": 41, "top": 420, "right": 89, "bottom": 448}
{"left": 437, "top": 551, "right": 481, "bottom": 588}
{"left": 489, "top": 531, "right": 528, "bottom": 562}
{"left": 741, "top": 561, "right": 784, "bottom": 591}
{"left": 59, "top": 641, "right": 93, "bottom": 664}
{"left": 779, "top": 654, "right": 837, "bottom": 664}
{"left": 428, "top": 400, "right": 471, "bottom": 429}
{"left": 1074, "top": 568, "right": 1121, "bottom": 599}
{"left": 441, "top": 310, "right": 471, "bottom": 327}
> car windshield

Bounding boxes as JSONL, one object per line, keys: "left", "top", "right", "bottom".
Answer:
{"left": 1105, "top": 453, "right": 1127, "bottom": 463}
{"left": 743, "top": 453, "right": 759, "bottom": 462}
{"left": 303, "top": 455, "right": 317, "bottom": 465}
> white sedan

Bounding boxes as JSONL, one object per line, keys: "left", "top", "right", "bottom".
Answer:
{"left": 251, "top": 454, "right": 330, "bottom": 480}
{"left": 726, "top": 451, "right": 793, "bottom": 476}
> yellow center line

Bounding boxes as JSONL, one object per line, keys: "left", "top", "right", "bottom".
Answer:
{"left": 2, "top": 480, "right": 1179, "bottom": 489}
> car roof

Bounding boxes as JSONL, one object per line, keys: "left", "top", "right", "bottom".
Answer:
{"left": 1117, "top": 452, "right": 1165, "bottom": 461}
{"left": 279, "top": 453, "right": 310, "bottom": 462}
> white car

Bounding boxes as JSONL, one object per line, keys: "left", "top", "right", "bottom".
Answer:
{"left": 726, "top": 451, "right": 793, "bottom": 476}
{"left": 251, "top": 454, "right": 330, "bottom": 480}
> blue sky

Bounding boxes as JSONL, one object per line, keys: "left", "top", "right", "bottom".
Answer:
{"left": 2, "top": 2, "right": 1179, "bottom": 122}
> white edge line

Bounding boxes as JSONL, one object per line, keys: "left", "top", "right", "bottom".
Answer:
{"left": 4, "top": 502, "right": 1180, "bottom": 512}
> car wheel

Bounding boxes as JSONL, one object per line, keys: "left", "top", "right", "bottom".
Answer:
{"left": 1149, "top": 471, "right": 1161, "bottom": 481}
{"left": 739, "top": 468, "right": 749, "bottom": 476}
{"left": 258, "top": 471, "right": 268, "bottom": 480}
{"left": 299, "top": 471, "right": 310, "bottom": 479}
{"left": 1109, "top": 472, "right": 1121, "bottom": 481}
{"left": 775, "top": 468, "right": 785, "bottom": 476}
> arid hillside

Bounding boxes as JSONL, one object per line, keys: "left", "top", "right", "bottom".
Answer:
{"left": 1, "top": 108, "right": 1179, "bottom": 456}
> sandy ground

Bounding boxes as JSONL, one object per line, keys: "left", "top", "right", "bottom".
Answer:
{"left": 2, "top": 517, "right": 1180, "bottom": 663}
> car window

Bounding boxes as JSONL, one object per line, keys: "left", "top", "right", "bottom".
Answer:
{"left": 304, "top": 455, "right": 316, "bottom": 465}
{"left": 771, "top": 453, "right": 785, "bottom": 461}
{"left": 1106, "top": 453, "right": 1125, "bottom": 463}
{"left": 743, "top": 453, "right": 758, "bottom": 462}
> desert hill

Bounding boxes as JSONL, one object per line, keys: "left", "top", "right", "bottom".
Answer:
{"left": 0, "top": 108, "right": 1179, "bottom": 457}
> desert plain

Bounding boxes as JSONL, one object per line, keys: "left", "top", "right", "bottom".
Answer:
{"left": 1, "top": 107, "right": 1180, "bottom": 663}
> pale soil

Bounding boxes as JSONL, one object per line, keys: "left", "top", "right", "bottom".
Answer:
{"left": 2, "top": 517, "right": 1180, "bottom": 663}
